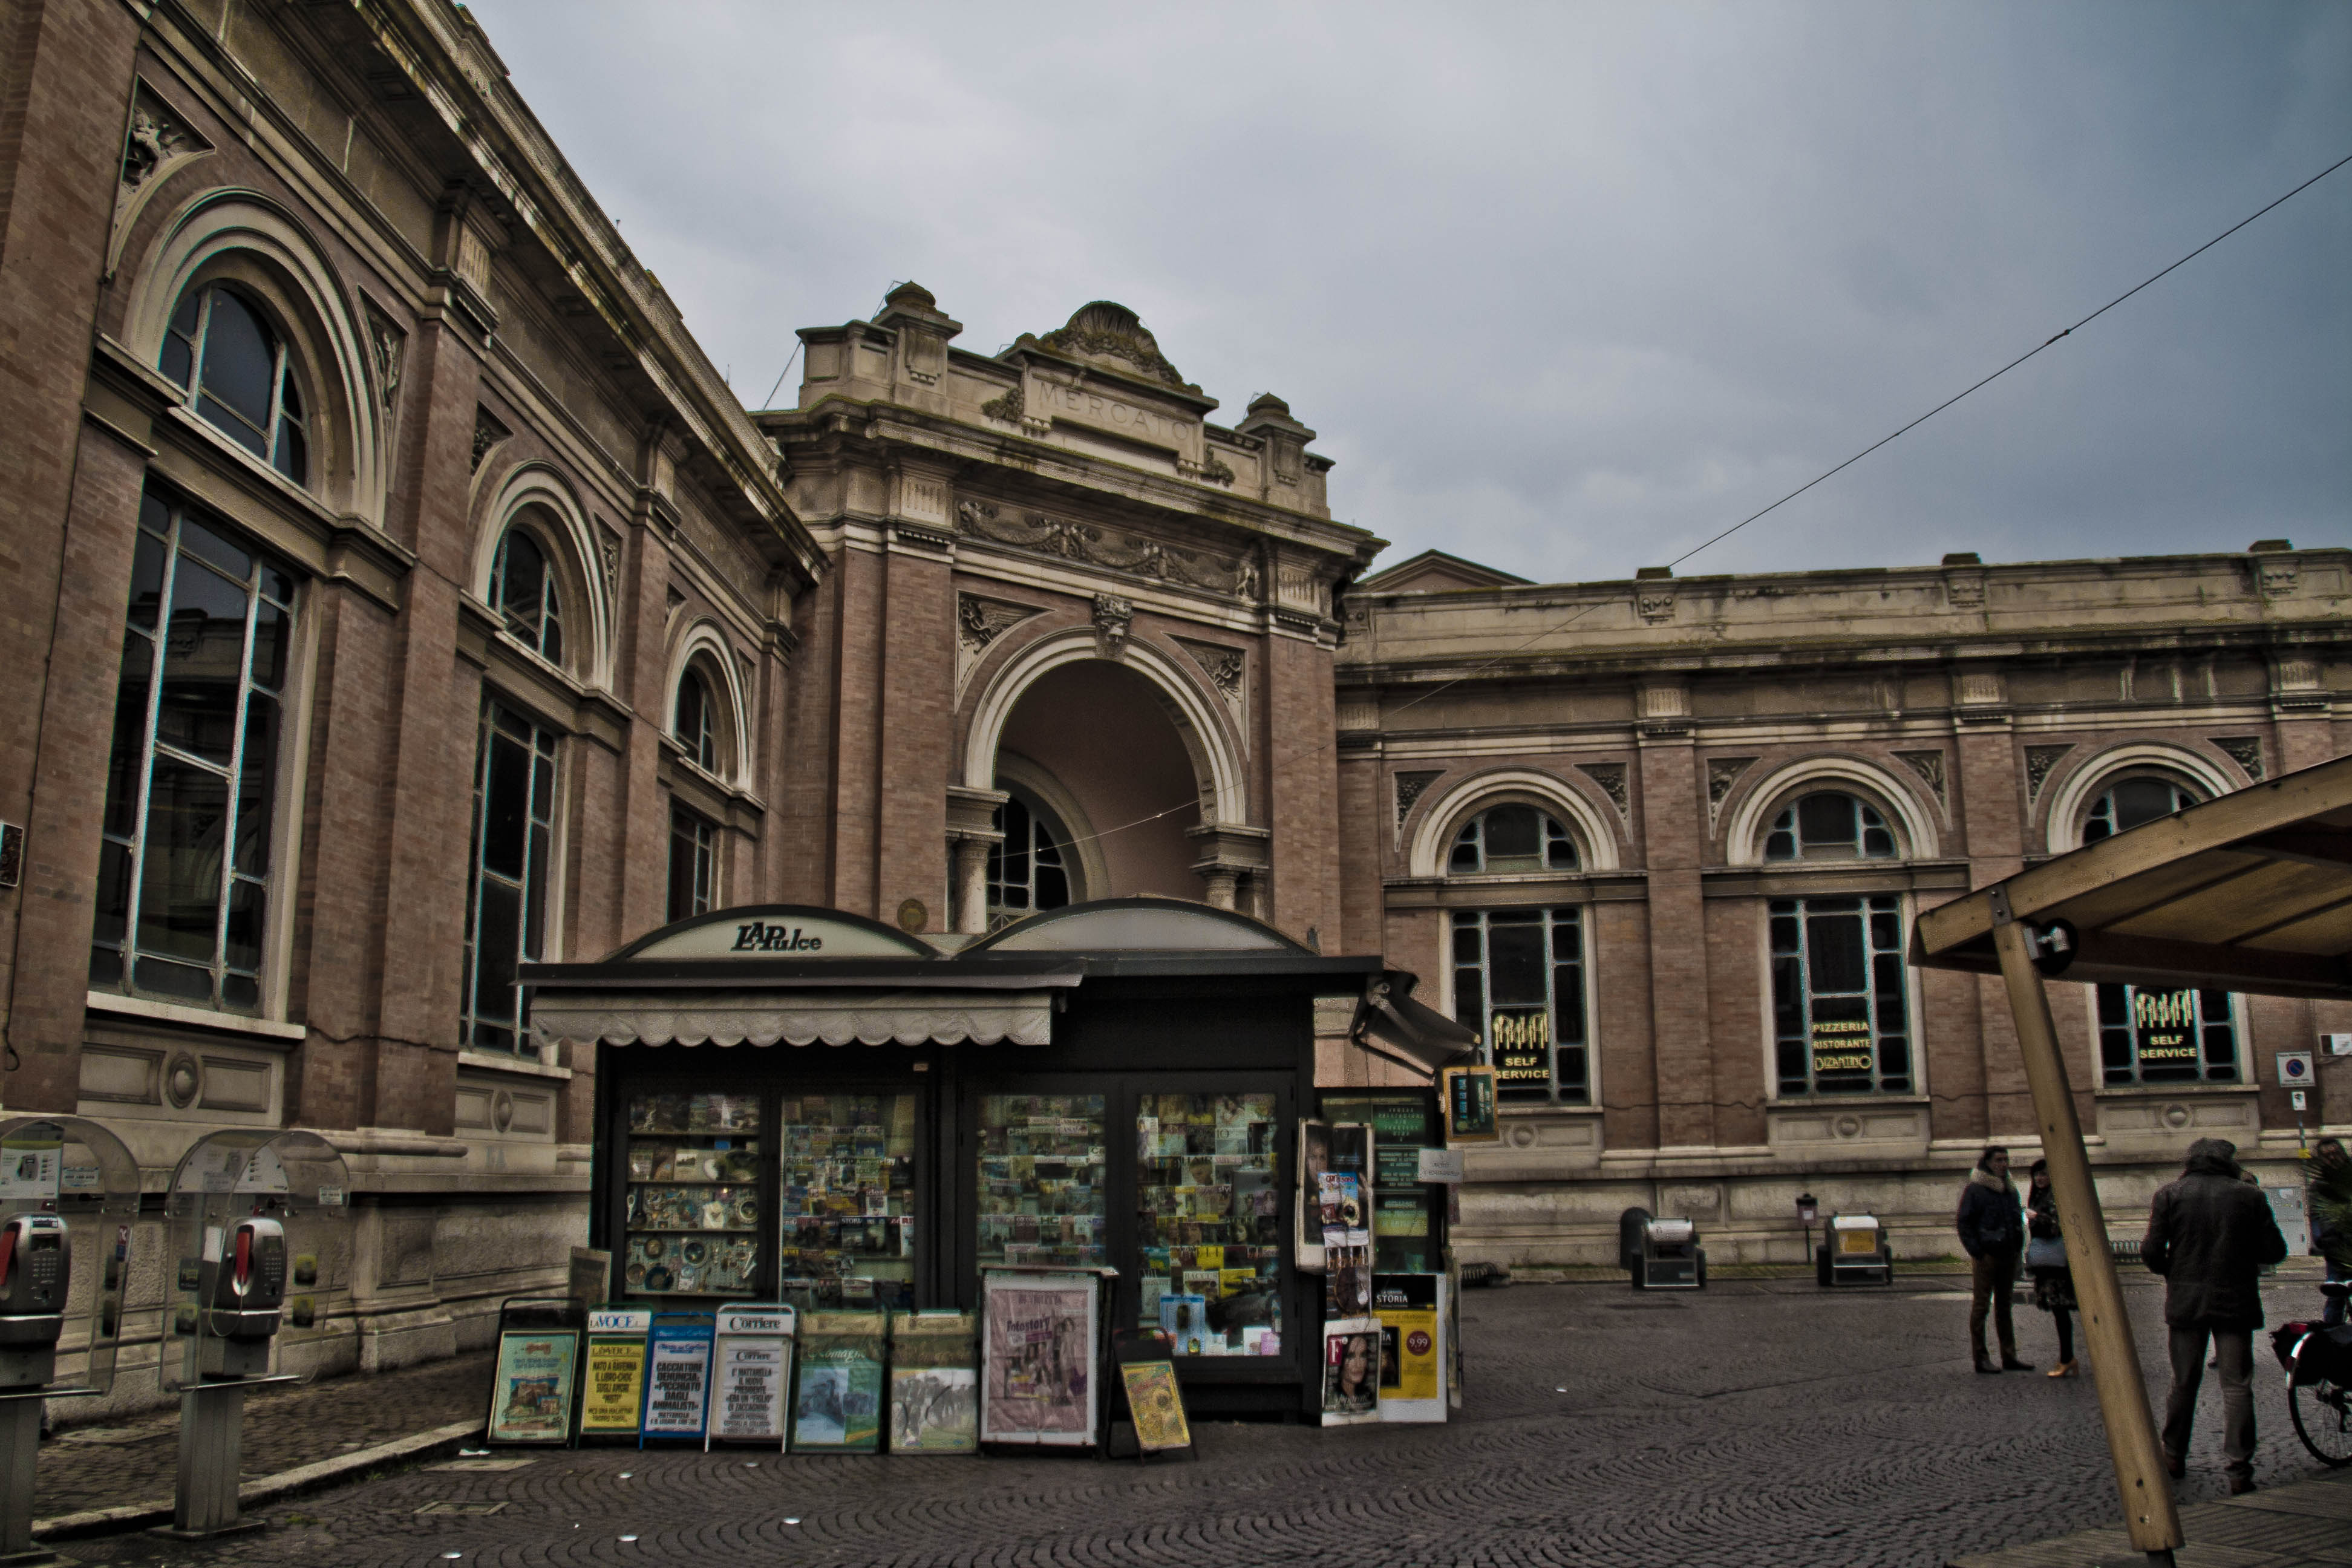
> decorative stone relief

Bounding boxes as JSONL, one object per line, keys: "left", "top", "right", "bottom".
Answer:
{"left": 363, "top": 301, "right": 406, "bottom": 410}
{"left": 2258, "top": 557, "right": 2301, "bottom": 598}
{"left": 1195, "top": 452, "right": 1236, "bottom": 486}
{"left": 111, "top": 83, "right": 212, "bottom": 278}
{"left": 2213, "top": 737, "right": 2264, "bottom": 780}
{"left": 1945, "top": 571, "right": 1986, "bottom": 609}
{"left": 1176, "top": 638, "right": 1247, "bottom": 726}
{"left": 2025, "top": 744, "right": 2073, "bottom": 807}
{"left": 955, "top": 594, "right": 1044, "bottom": 698}
{"left": 471, "top": 406, "right": 511, "bottom": 471}
{"left": 1578, "top": 762, "right": 1630, "bottom": 823}
{"left": 955, "top": 498, "right": 1258, "bottom": 601}
{"left": 595, "top": 523, "right": 622, "bottom": 602}
{"left": 1091, "top": 594, "right": 1134, "bottom": 661}
{"left": 1956, "top": 670, "right": 2005, "bottom": 707}
{"left": 1635, "top": 588, "right": 1676, "bottom": 624}
{"left": 1640, "top": 685, "right": 1690, "bottom": 737}
{"left": 978, "top": 386, "right": 1022, "bottom": 425}
{"left": 2275, "top": 657, "right": 2325, "bottom": 710}
{"left": 1705, "top": 757, "right": 1756, "bottom": 823}
{"left": 1895, "top": 750, "right": 1948, "bottom": 811}
{"left": 1394, "top": 770, "right": 1443, "bottom": 831}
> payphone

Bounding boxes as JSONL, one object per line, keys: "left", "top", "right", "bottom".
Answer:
{"left": 196, "top": 1217, "right": 286, "bottom": 1379}
{"left": 0, "top": 1214, "right": 70, "bottom": 1388}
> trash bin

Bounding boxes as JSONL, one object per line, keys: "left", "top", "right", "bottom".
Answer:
{"left": 1633, "top": 1217, "right": 1705, "bottom": 1291}
{"left": 1815, "top": 1213, "right": 1894, "bottom": 1286}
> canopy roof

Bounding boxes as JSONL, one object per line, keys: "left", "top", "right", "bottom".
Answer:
{"left": 1912, "top": 753, "right": 2352, "bottom": 1001}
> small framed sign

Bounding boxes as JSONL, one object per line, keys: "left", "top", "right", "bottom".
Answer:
{"left": 1440, "top": 1066, "right": 1499, "bottom": 1144}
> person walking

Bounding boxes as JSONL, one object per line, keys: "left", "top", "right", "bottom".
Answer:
{"left": 2307, "top": 1136, "right": 2352, "bottom": 1327}
{"left": 2024, "top": 1159, "right": 2078, "bottom": 1377}
{"left": 2143, "top": 1137, "right": 2287, "bottom": 1495}
{"left": 1958, "top": 1146, "right": 2030, "bottom": 1374}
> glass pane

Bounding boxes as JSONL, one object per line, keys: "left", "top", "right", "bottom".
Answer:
{"left": 1486, "top": 919, "right": 1546, "bottom": 1005}
{"left": 195, "top": 291, "right": 276, "bottom": 431}
{"left": 159, "top": 332, "right": 192, "bottom": 390}
{"left": 1134, "top": 1094, "right": 1279, "bottom": 1355}
{"left": 136, "top": 756, "right": 226, "bottom": 964}
{"left": 105, "top": 632, "right": 154, "bottom": 839}
{"left": 482, "top": 728, "right": 531, "bottom": 880}
{"left": 88, "top": 946, "right": 122, "bottom": 988}
{"left": 197, "top": 393, "right": 269, "bottom": 458}
{"left": 247, "top": 599, "right": 287, "bottom": 691}
{"left": 667, "top": 814, "right": 699, "bottom": 924}
{"left": 976, "top": 1093, "right": 1105, "bottom": 1271}
{"left": 1451, "top": 920, "right": 1481, "bottom": 964}
{"left": 471, "top": 877, "right": 521, "bottom": 1027}
{"left": 1480, "top": 806, "right": 1540, "bottom": 861}
{"left": 1797, "top": 793, "right": 1856, "bottom": 851}
{"left": 93, "top": 840, "right": 132, "bottom": 947}
{"left": 524, "top": 823, "right": 550, "bottom": 960}
{"left": 234, "top": 691, "right": 276, "bottom": 877}
{"left": 221, "top": 973, "right": 260, "bottom": 1010}
{"left": 626, "top": 1091, "right": 766, "bottom": 1302}
{"left": 134, "top": 955, "right": 212, "bottom": 1002}
{"left": 155, "top": 556, "right": 249, "bottom": 766}
{"left": 1452, "top": 969, "right": 1484, "bottom": 1036}
{"left": 272, "top": 421, "right": 305, "bottom": 485}
{"left": 769, "top": 1094, "right": 911, "bottom": 1309}
{"left": 1806, "top": 912, "right": 1867, "bottom": 993}
{"left": 2112, "top": 777, "right": 2185, "bottom": 833}
{"left": 496, "top": 531, "right": 547, "bottom": 634}
{"left": 224, "top": 878, "right": 264, "bottom": 973}
{"left": 128, "top": 532, "right": 167, "bottom": 630}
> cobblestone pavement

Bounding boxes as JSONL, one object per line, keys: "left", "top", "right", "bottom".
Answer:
{"left": 45, "top": 1273, "right": 2348, "bottom": 1568}
{"left": 40, "top": 1351, "right": 492, "bottom": 1518}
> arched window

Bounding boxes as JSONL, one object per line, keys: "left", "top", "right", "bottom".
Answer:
{"left": 1764, "top": 792, "right": 1896, "bottom": 861}
{"left": 675, "top": 668, "right": 719, "bottom": 773}
{"left": 987, "top": 791, "right": 1073, "bottom": 926}
{"left": 488, "top": 528, "right": 564, "bottom": 665}
{"left": 2082, "top": 776, "right": 2200, "bottom": 842}
{"left": 158, "top": 284, "right": 307, "bottom": 484}
{"left": 1448, "top": 805, "right": 1578, "bottom": 875}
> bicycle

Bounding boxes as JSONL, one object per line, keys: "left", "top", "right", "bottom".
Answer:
{"left": 2281, "top": 1282, "right": 2352, "bottom": 1467}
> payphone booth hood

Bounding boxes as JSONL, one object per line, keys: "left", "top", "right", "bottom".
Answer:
{"left": 161, "top": 1129, "right": 350, "bottom": 1390}
{"left": 0, "top": 1116, "right": 140, "bottom": 1398}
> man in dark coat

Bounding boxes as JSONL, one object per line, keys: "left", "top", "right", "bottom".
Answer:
{"left": 1958, "top": 1146, "right": 2030, "bottom": 1374}
{"left": 2143, "top": 1137, "right": 2287, "bottom": 1494}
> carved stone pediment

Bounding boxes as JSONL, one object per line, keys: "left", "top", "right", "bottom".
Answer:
{"left": 954, "top": 593, "right": 1045, "bottom": 699}
{"left": 953, "top": 498, "right": 1259, "bottom": 604}
{"left": 109, "top": 81, "right": 213, "bottom": 279}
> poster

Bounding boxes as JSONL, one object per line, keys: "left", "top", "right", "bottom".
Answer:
{"left": 1440, "top": 1067, "right": 1498, "bottom": 1143}
{"left": 980, "top": 1271, "right": 1098, "bottom": 1445}
{"left": 1120, "top": 1359, "right": 1191, "bottom": 1452}
{"left": 1158, "top": 1292, "right": 1209, "bottom": 1356}
{"left": 578, "top": 1308, "right": 652, "bottom": 1436}
{"left": 793, "top": 1311, "right": 886, "bottom": 1452}
{"left": 0, "top": 1126, "right": 61, "bottom": 1201}
{"left": 640, "top": 1319, "right": 714, "bottom": 1440}
{"left": 486, "top": 1327, "right": 578, "bottom": 1443}
{"left": 889, "top": 1310, "right": 978, "bottom": 1453}
{"left": 708, "top": 1305, "right": 794, "bottom": 1445}
{"left": 1373, "top": 1274, "right": 1445, "bottom": 1422}
{"left": 1319, "top": 1316, "right": 1383, "bottom": 1426}
{"left": 1295, "top": 1120, "right": 1330, "bottom": 1270}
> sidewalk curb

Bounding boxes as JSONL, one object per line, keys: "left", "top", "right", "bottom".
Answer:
{"left": 31, "top": 1419, "right": 483, "bottom": 1542}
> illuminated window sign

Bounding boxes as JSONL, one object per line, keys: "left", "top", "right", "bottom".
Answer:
{"left": 2097, "top": 984, "right": 2236, "bottom": 1086}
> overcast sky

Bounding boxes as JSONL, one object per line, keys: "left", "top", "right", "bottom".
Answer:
{"left": 466, "top": 1, "right": 2349, "bottom": 584}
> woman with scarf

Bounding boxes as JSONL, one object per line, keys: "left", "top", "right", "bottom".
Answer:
{"left": 2025, "top": 1158, "right": 2078, "bottom": 1377}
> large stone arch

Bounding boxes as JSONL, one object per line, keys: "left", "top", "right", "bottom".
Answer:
{"left": 961, "top": 629, "right": 1249, "bottom": 828}
{"left": 2040, "top": 739, "right": 2238, "bottom": 854}
{"left": 121, "top": 188, "right": 388, "bottom": 527}
{"left": 1720, "top": 754, "right": 1942, "bottom": 866}
{"left": 1405, "top": 766, "right": 1623, "bottom": 877}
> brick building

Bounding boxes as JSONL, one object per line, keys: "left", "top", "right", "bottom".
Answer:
{"left": 0, "top": 0, "right": 2342, "bottom": 1414}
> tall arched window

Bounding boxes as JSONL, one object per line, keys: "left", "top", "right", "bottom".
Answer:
{"left": 987, "top": 791, "right": 1073, "bottom": 926}
{"left": 158, "top": 284, "right": 307, "bottom": 484}
{"left": 1764, "top": 792, "right": 1896, "bottom": 861}
{"left": 1448, "top": 805, "right": 1578, "bottom": 874}
{"left": 2082, "top": 776, "right": 2200, "bottom": 842}
{"left": 488, "top": 528, "right": 564, "bottom": 664}
{"left": 675, "top": 668, "right": 719, "bottom": 773}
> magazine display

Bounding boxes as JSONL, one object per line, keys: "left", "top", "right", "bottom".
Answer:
{"left": 624, "top": 1093, "right": 761, "bottom": 1298}
{"left": 791, "top": 1310, "right": 886, "bottom": 1452}
{"left": 776, "top": 1094, "right": 917, "bottom": 1313}
{"left": 980, "top": 1270, "right": 1099, "bottom": 1445}
{"left": 1318, "top": 1128, "right": 1374, "bottom": 1318}
{"left": 1319, "top": 1316, "right": 1383, "bottom": 1426}
{"left": 976, "top": 1095, "right": 1107, "bottom": 1270}
{"left": 1134, "top": 1093, "right": 1283, "bottom": 1357}
{"left": 1372, "top": 1273, "right": 1445, "bottom": 1422}
{"left": 486, "top": 1327, "right": 577, "bottom": 1444}
{"left": 889, "top": 1310, "right": 979, "bottom": 1453}
{"left": 641, "top": 1316, "right": 716, "bottom": 1440}
{"left": 578, "top": 1307, "right": 652, "bottom": 1437}
{"left": 708, "top": 1305, "right": 793, "bottom": 1445}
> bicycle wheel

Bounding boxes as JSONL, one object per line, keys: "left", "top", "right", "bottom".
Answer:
{"left": 2289, "top": 1339, "right": 2352, "bottom": 1467}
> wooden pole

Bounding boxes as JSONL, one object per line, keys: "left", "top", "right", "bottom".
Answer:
{"left": 1991, "top": 899, "right": 2180, "bottom": 1563}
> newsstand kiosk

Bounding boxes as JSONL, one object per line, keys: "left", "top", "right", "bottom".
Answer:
{"left": 526, "top": 898, "right": 1474, "bottom": 1427}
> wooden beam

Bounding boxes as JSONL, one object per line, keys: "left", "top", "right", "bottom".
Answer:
{"left": 1992, "top": 904, "right": 2182, "bottom": 1563}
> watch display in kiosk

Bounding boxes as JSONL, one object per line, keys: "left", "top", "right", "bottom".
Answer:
{"left": 0, "top": 1214, "right": 70, "bottom": 1388}
{"left": 198, "top": 1217, "right": 287, "bottom": 1378}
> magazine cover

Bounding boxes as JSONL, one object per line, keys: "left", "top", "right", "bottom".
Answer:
{"left": 486, "top": 1328, "right": 578, "bottom": 1444}
{"left": 1373, "top": 1273, "right": 1445, "bottom": 1422}
{"left": 889, "top": 1310, "right": 978, "bottom": 1453}
{"left": 1320, "top": 1316, "right": 1383, "bottom": 1427}
{"left": 1295, "top": 1120, "right": 1331, "bottom": 1270}
{"left": 1120, "top": 1359, "right": 1191, "bottom": 1452}
{"left": 980, "top": 1271, "right": 1098, "bottom": 1445}
{"left": 641, "top": 1319, "right": 716, "bottom": 1440}
{"left": 792, "top": 1346, "right": 884, "bottom": 1450}
{"left": 1158, "top": 1292, "right": 1209, "bottom": 1356}
{"left": 577, "top": 1309, "right": 653, "bottom": 1437}
{"left": 708, "top": 1307, "right": 794, "bottom": 1445}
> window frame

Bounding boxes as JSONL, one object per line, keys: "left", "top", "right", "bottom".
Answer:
{"left": 1767, "top": 892, "right": 1917, "bottom": 1098}
{"left": 985, "top": 786, "right": 1076, "bottom": 927}
{"left": 93, "top": 486, "right": 302, "bottom": 1015}
{"left": 674, "top": 664, "right": 722, "bottom": 776}
{"left": 460, "top": 699, "right": 564, "bottom": 1054}
{"left": 487, "top": 524, "right": 569, "bottom": 669}
{"left": 1446, "top": 804, "right": 1580, "bottom": 877}
{"left": 1446, "top": 906, "right": 1591, "bottom": 1105}
{"left": 2080, "top": 774, "right": 2202, "bottom": 846}
{"left": 158, "top": 283, "right": 310, "bottom": 485}
{"left": 667, "top": 802, "right": 718, "bottom": 923}
{"left": 1762, "top": 791, "right": 1898, "bottom": 863}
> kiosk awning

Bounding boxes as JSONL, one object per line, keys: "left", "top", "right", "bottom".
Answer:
{"left": 1912, "top": 753, "right": 2352, "bottom": 999}
{"left": 530, "top": 988, "right": 1063, "bottom": 1048}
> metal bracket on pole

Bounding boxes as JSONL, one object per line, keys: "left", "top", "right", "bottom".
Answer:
{"left": 1987, "top": 878, "right": 2181, "bottom": 1564}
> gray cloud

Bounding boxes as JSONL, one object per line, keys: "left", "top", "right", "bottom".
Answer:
{"left": 467, "top": 0, "right": 2350, "bottom": 581}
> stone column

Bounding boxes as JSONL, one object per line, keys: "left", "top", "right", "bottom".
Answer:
{"left": 946, "top": 785, "right": 1007, "bottom": 935}
{"left": 1187, "top": 823, "right": 1271, "bottom": 913}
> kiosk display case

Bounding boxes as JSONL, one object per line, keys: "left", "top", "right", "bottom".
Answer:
{"left": 976, "top": 1094, "right": 1106, "bottom": 1270}
{"left": 1134, "top": 1093, "right": 1282, "bottom": 1355}
{"left": 779, "top": 1094, "right": 917, "bottom": 1308}
{"left": 623, "top": 1093, "right": 762, "bottom": 1299}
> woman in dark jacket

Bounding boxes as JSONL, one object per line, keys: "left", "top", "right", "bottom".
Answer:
{"left": 2025, "top": 1159, "right": 2077, "bottom": 1377}
{"left": 1957, "top": 1146, "right": 2029, "bottom": 1374}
